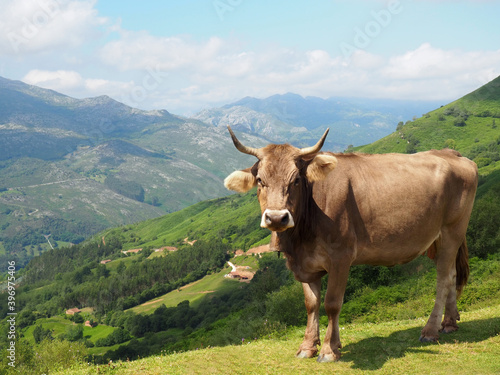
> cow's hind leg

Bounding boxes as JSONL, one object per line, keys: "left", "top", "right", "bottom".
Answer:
{"left": 440, "top": 287, "right": 460, "bottom": 333}
{"left": 441, "top": 239, "right": 468, "bottom": 334}
{"left": 296, "top": 280, "right": 321, "bottom": 359}
{"left": 420, "top": 235, "right": 461, "bottom": 342}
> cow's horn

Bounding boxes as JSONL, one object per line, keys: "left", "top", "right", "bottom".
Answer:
{"left": 298, "top": 128, "right": 330, "bottom": 157}
{"left": 227, "top": 126, "right": 264, "bottom": 159}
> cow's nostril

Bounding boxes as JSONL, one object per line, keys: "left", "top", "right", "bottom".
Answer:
{"left": 265, "top": 213, "right": 273, "bottom": 226}
{"left": 280, "top": 213, "right": 289, "bottom": 225}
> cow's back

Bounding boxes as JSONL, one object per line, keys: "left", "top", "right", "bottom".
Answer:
{"left": 312, "top": 150, "right": 478, "bottom": 266}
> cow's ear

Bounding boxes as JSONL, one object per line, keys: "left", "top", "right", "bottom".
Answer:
{"left": 224, "top": 168, "right": 256, "bottom": 192}
{"left": 306, "top": 154, "right": 338, "bottom": 182}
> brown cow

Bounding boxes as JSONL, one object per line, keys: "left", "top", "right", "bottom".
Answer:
{"left": 224, "top": 126, "right": 478, "bottom": 363}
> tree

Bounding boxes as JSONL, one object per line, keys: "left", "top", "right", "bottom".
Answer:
{"left": 467, "top": 186, "right": 500, "bottom": 258}
{"left": 444, "top": 139, "right": 456, "bottom": 150}
{"left": 405, "top": 133, "right": 420, "bottom": 154}
{"left": 64, "top": 324, "right": 83, "bottom": 342}
{"left": 33, "top": 325, "right": 53, "bottom": 344}
{"left": 454, "top": 116, "right": 466, "bottom": 127}
{"left": 96, "top": 264, "right": 110, "bottom": 279}
{"left": 72, "top": 313, "right": 84, "bottom": 324}
{"left": 117, "top": 261, "right": 126, "bottom": 275}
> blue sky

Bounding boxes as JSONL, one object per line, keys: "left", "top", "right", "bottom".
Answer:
{"left": 0, "top": 0, "right": 499, "bottom": 115}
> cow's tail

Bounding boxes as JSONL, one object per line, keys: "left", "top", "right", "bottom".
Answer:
{"left": 455, "top": 238, "right": 470, "bottom": 297}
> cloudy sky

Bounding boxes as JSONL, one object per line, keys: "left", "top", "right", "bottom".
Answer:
{"left": 1, "top": 0, "right": 499, "bottom": 115}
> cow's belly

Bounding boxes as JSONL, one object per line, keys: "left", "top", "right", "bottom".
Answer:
{"left": 349, "top": 193, "right": 445, "bottom": 266}
{"left": 352, "top": 227, "right": 440, "bottom": 266}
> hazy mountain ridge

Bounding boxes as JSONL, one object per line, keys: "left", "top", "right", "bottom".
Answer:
{"left": 193, "top": 92, "right": 442, "bottom": 151}
{"left": 0, "top": 77, "right": 261, "bottom": 255}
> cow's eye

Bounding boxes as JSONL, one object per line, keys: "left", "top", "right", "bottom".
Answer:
{"left": 293, "top": 177, "right": 301, "bottom": 186}
{"left": 256, "top": 177, "right": 263, "bottom": 186}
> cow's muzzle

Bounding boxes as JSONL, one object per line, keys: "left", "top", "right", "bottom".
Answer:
{"left": 261, "top": 209, "right": 295, "bottom": 231}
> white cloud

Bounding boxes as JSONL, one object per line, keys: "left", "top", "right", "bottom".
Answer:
{"left": 23, "top": 69, "right": 83, "bottom": 90}
{"left": 0, "top": 0, "right": 107, "bottom": 55}
{"left": 97, "top": 29, "right": 500, "bottom": 110}
{"left": 10, "top": 13, "right": 500, "bottom": 115}
{"left": 100, "top": 32, "right": 229, "bottom": 72}
{"left": 22, "top": 69, "right": 133, "bottom": 100}
{"left": 379, "top": 44, "right": 500, "bottom": 99}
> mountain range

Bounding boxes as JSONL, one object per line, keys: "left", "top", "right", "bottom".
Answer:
{"left": 193, "top": 92, "right": 441, "bottom": 151}
{"left": 0, "top": 76, "right": 268, "bottom": 257}
{"left": 0, "top": 75, "right": 463, "bottom": 258}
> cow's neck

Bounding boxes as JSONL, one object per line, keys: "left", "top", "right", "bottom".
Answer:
{"left": 272, "top": 188, "right": 324, "bottom": 276}
{"left": 270, "top": 181, "right": 348, "bottom": 282}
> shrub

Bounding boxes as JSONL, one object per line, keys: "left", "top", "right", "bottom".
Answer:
{"left": 265, "top": 282, "right": 306, "bottom": 327}
{"left": 454, "top": 116, "right": 467, "bottom": 127}
{"left": 63, "top": 324, "right": 83, "bottom": 342}
{"left": 95, "top": 328, "right": 132, "bottom": 347}
{"left": 467, "top": 186, "right": 500, "bottom": 258}
{"left": 34, "top": 339, "right": 88, "bottom": 374}
{"left": 33, "top": 325, "right": 53, "bottom": 344}
{"left": 474, "top": 157, "right": 492, "bottom": 168}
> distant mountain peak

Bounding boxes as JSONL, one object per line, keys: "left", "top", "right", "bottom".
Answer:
{"left": 0, "top": 75, "right": 176, "bottom": 134}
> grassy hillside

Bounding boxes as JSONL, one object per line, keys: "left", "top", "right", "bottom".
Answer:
{"left": 56, "top": 302, "right": 500, "bottom": 375}
{"left": 353, "top": 76, "right": 500, "bottom": 174}
{"left": 127, "top": 255, "right": 259, "bottom": 314}
{"left": 101, "top": 190, "right": 268, "bottom": 252}
{"left": 8, "top": 250, "right": 499, "bottom": 374}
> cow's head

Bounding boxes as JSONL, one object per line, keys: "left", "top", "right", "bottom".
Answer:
{"left": 224, "top": 126, "right": 337, "bottom": 232}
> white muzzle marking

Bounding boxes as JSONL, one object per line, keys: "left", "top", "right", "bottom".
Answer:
{"left": 261, "top": 209, "right": 295, "bottom": 229}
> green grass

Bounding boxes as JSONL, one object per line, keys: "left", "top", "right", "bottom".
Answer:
{"left": 102, "top": 191, "right": 265, "bottom": 252}
{"left": 23, "top": 316, "right": 117, "bottom": 348}
{"left": 127, "top": 254, "right": 260, "bottom": 314}
{"left": 83, "top": 325, "right": 116, "bottom": 344}
{"left": 23, "top": 316, "right": 70, "bottom": 345}
{"left": 104, "top": 253, "right": 141, "bottom": 273}
{"left": 127, "top": 266, "right": 243, "bottom": 314}
{"left": 231, "top": 254, "right": 259, "bottom": 269}
{"left": 57, "top": 302, "right": 500, "bottom": 375}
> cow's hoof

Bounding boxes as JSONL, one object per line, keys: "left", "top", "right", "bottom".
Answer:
{"left": 296, "top": 349, "right": 316, "bottom": 359}
{"left": 419, "top": 335, "right": 438, "bottom": 343}
{"left": 317, "top": 350, "right": 340, "bottom": 363}
{"left": 440, "top": 323, "right": 458, "bottom": 334}
{"left": 317, "top": 354, "right": 335, "bottom": 363}
{"left": 440, "top": 326, "right": 458, "bottom": 334}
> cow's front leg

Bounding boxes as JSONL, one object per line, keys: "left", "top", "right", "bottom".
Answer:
{"left": 296, "top": 279, "right": 321, "bottom": 358}
{"left": 317, "top": 263, "right": 350, "bottom": 363}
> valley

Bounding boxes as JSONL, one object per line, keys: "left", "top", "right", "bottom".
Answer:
{"left": 1, "top": 74, "right": 500, "bottom": 374}
{"left": 0, "top": 75, "right": 443, "bottom": 256}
